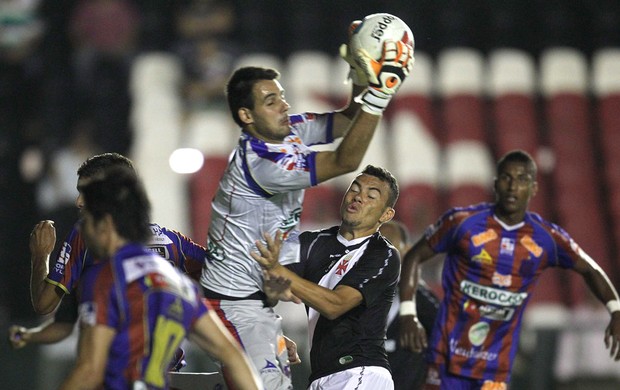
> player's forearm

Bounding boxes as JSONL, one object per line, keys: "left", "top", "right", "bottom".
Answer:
{"left": 335, "top": 84, "right": 365, "bottom": 121}
{"left": 582, "top": 265, "right": 620, "bottom": 307}
{"left": 28, "top": 322, "right": 74, "bottom": 345}
{"left": 399, "top": 239, "right": 435, "bottom": 305}
{"left": 315, "top": 111, "right": 380, "bottom": 182}
{"left": 399, "top": 252, "right": 423, "bottom": 305}
{"left": 273, "top": 266, "right": 350, "bottom": 319}
{"left": 30, "top": 253, "right": 53, "bottom": 313}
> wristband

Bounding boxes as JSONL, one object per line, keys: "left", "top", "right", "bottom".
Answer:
{"left": 399, "top": 300, "right": 417, "bottom": 317}
{"left": 606, "top": 300, "right": 620, "bottom": 314}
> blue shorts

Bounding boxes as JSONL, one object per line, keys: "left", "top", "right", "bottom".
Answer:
{"left": 424, "top": 363, "right": 507, "bottom": 390}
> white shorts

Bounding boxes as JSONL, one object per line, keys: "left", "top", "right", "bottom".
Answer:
{"left": 309, "top": 366, "right": 394, "bottom": 390}
{"left": 215, "top": 299, "right": 292, "bottom": 390}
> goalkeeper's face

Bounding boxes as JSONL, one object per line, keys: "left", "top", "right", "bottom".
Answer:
{"left": 242, "top": 79, "right": 291, "bottom": 142}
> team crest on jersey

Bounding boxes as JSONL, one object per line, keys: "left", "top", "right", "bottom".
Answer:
{"left": 472, "top": 249, "right": 493, "bottom": 265}
{"left": 520, "top": 235, "right": 542, "bottom": 257}
{"left": 335, "top": 254, "right": 353, "bottom": 276}
{"left": 492, "top": 272, "right": 512, "bottom": 287}
{"left": 500, "top": 238, "right": 515, "bottom": 255}
{"left": 472, "top": 229, "right": 498, "bottom": 247}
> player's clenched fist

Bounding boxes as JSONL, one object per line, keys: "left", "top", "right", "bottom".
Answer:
{"left": 355, "top": 40, "right": 414, "bottom": 114}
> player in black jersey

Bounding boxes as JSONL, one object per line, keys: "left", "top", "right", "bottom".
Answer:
{"left": 252, "top": 165, "right": 401, "bottom": 390}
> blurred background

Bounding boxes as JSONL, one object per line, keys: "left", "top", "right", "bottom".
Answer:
{"left": 1, "top": 0, "right": 620, "bottom": 389}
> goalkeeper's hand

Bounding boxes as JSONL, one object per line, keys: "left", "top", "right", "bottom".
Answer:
{"left": 355, "top": 40, "right": 414, "bottom": 114}
{"left": 339, "top": 20, "right": 368, "bottom": 87}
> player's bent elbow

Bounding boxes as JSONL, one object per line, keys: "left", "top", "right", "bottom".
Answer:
{"left": 32, "top": 300, "right": 55, "bottom": 316}
{"left": 321, "top": 305, "right": 349, "bottom": 320}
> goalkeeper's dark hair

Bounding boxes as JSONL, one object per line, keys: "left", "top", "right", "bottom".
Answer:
{"left": 361, "top": 165, "right": 399, "bottom": 208}
{"left": 79, "top": 166, "right": 151, "bottom": 243}
{"left": 226, "top": 66, "right": 280, "bottom": 127}
{"left": 77, "top": 153, "right": 135, "bottom": 180}
{"left": 496, "top": 149, "right": 537, "bottom": 178}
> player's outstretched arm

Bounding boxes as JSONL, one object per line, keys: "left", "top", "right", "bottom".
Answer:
{"left": 30, "top": 220, "right": 63, "bottom": 315}
{"left": 572, "top": 252, "right": 620, "bottom": 360}
{"left": 9, "top": 320, "right": 73, "bottom": 349}
{"left": 398, "top": 237, "right": 437, "bottom": 353}
{"left": 251, "top": 232, "right": 363, "bottom": 320}
{"left": 190, "top": 311, "right": 262, "bottom": 390}
{"left": 315, "top": 39, "right": 414, "bottom": 184}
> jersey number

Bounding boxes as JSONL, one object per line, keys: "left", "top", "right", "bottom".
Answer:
{"left": 144, "top": 315, "right": 185, "bottom": 387}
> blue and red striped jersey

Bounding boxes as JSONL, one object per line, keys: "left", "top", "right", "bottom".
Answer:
{"left": 425, "top": 202, "right": 581, "bottom": 382}
{"left": 78, "top": 243, "right": 208, "bottom": 389}
{"left": 46, "top": 223, "right": 206, "bottom": 294}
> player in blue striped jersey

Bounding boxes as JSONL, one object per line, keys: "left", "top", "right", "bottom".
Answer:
{"left": 58, "top": 166, "right": 261, "bottom": 390}
{"left": 398, "top": 150, "right": 620, "bottom": 389}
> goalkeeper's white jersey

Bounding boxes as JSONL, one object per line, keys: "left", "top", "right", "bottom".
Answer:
{"left": 200, "top": 112, "right": 335, "bottom": 298}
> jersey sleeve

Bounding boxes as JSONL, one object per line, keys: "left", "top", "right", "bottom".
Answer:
{"left": 425, "top": 207, "right": 466, "bottom": 253}
{"left": 545, "top": 220, "right": 581, "bottom": 269}
{"left": 289, "top": 112, "right": 335, "bottom": 146}
{"left": 164, "top": 227, "right": 206, "bottom": 281}
{"left": 243, "top": 137, "right": 318, "bottom": 193}
{"left": 46, "top": 225, "right": 89, "bottom": 294}
{"left": 340, "top": 243, "right": 400, "bottom": 306}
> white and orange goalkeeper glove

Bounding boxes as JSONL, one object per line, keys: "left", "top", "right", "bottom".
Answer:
{"left": 355, "top": 40, "right": 414, "bottom": 114}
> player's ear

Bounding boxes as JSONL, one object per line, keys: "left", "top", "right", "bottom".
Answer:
{"left": 530, "top": 180, "right": 538, "bottom": 197}
{"left": 239, "top": 108, "right": 253, "bottom": 125}
{"left": 379, "top": 207, "right": 395, "bottom": 224}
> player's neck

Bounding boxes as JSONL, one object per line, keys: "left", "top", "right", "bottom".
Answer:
{"left": 338, "top": 226, "right": 376, "bottom": 241}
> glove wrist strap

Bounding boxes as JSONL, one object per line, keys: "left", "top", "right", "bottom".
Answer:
{"left": 358, "top": 88, "right": 392, "bottom": 115}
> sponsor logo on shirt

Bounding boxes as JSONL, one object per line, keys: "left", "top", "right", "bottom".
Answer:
{"left": 58, "top": 242, "right": 71, "bottom": 264}
{"left": 492, "top": 272, "right": 512, "bottom": 287}
{"left": 450, "top": 338, "right": 498, "bottom": 361}
{"left": 472, "top": 249, "right": 493, "bottom": 265}
{"left": 500, "top": 238, "right": 515, "bottom": 255}
{"left": 260, "top": 359, "right": 281, "bottom": 375}
{"left": 468, "top": 321, "right": 490, "bottom": 346}
{"left": 463, "top": 299, "right": 516, "bottom": 321}
{"left": 460, "top": 280, "right": 528, "bottom": 307}
{"left": 206, "top": 239, "right": 225, "bottom": 262}
{"left": 279, "top": 208, "right": 302, "bottom": 238}
{"left": 520, "top": 235, "right": 542, "bottom": 257}
{"left": 146, "top": 245, "right": 168, "bottom": 259}
{"left": 472, "top": 229, "right": 498, "bottom": 247}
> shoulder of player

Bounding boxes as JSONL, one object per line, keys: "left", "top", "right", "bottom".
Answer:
{"left": 300, "top": 226, "right": 339, "bottom": 242}
{"left": 526, "top": 212, "right": 574, "bottom": 245}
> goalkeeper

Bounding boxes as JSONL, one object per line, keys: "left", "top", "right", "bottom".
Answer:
{"left": 197, "top": 22, "right": 414, "bottom": 390}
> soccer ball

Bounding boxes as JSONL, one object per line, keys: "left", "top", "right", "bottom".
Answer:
{"left": 349, "top": 13, "right": 414, "bottom": 60}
